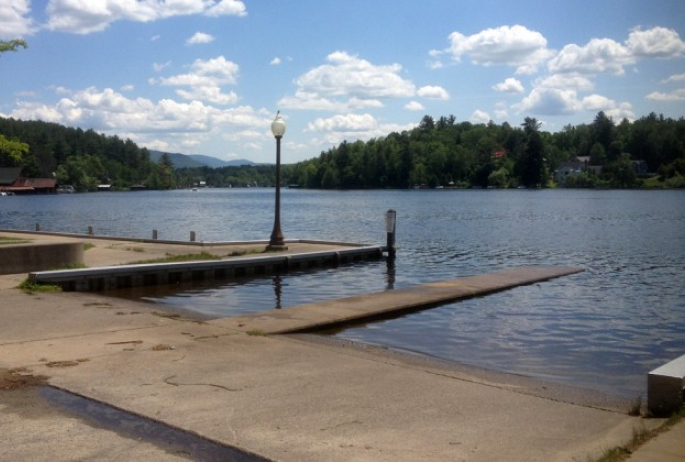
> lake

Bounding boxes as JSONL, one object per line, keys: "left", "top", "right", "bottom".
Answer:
{"left": 2, "top": 188, "right": 684, "bottom": 398}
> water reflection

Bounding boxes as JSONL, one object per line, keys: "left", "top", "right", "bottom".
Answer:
{"left": 385, "top": 257, "right": 396, "bottom": 290}
{"left": 273, "top": 275, "right": 283, "bottom": 309}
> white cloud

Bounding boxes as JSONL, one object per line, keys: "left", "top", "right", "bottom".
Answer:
{"left": 304, "top": 113, "right": 416, "bottom": 147}
{"left": 548, "top": 38, "right": 634, "bottom": 75}
{"left": 534, "top": 74, "right": 594, "bottom": 91}
{"left": 417, "top": 85, "right": 450, "bottom": 100}
{"left": 45, "top": 0, "right": 247, "bottom": 34}
{"left": 581, "top": 94, "right": 616, "bottom": 111}
{"left": 205, "top": 0, "right": 247, "bottom": 17}
{"left": 492, "top": 77, "right": 524, "bottom": 93}
{"left": 626, "top": 27, "right": 685, "bottom": 58}
{"left": 152, "top": 56, "right": 239, "bottom": 104}
{"left": 470, "top": 110, "right": 491, "bottom": 123}
{"left": 515, "top": 87, "right": 634, "bottom": 119}
{"left": 306, "top": 113, "right": 378, "bottom": 133}
{"left": 446, "top": 25, "right": 552, "bottom": 74}
{"left": 0, "top": 0, "right": 34, "bottom": 38}
{"left": 270, "top": 57, "right": 282, "bottom": 65}
{"left": 153, "top": 61, "right": 171, "bottom": 72}
{"left": 279, "top": 91, "right": 383, "bottom": 112}
{"left": 176, "top": 86, "right": 238, "bottom": 105}
{"left": 405, "top": 101, "right": 425, "bottom": 111}
{"left": 646, "top": 89, "right": 685, "bottom": 101}
{"left": 281, "top": 51, "right": 415, "bottom": 111}
{"left": 186, "top": 31, "right": 215, "bottom": 45}
{"left": 515, "top": 88, "right": 581, "bottom": 115}
{"left": 494, "top": 108, "right": 508, "bottom": 119}
{"left": 603, "top": 102, "right": 635, "bottom": 120}
{"left": 8, "top": 87, "right": 268, "bottom": 154}
{"left": 662, "top": 73, "right": 685, "bottom": 84}
{"left": 120, "top": 84, "right": 134, "bottom": 92}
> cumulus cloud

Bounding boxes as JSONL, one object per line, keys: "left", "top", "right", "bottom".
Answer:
{"left": 306, "top": 113, "right": 378, "bottom": 133}
{"left": 533, "top": 74, "right": 594, "bottom": 91}
{"left": 417, "top": 85, "right": 450, "bottom": 100}
{"left": 445, "top": 25, "right": 552, "bottom": 74}
{"left": 45, "top": 0, "right": 246, "bottom": 34}
{"left": 515, "top": 88, "right": 580, "bottom": 115}
{"left": 470, "top": 110, "right": 491, "bottom": 123}
{"left": 405, "top": 101, "right": 425, "bottom": 111}
{"left": 0, "top": 0, "right": 34, "bottom": 38}
{"left": 8, "top": 86, "right": 269, "bottom": 155}
{"left": 152, "top": 56, "right": 239, "bottom": 105}
{"left": 280, "top": 51, "right": 415, "bottom": 111}
{"left": 548, "top": 38, "right": 634, "bottom": 75}
{"left": 547, "top": 27, "right": 684, "bottom": 77}
{"left": 492, "top": 77, "right": 524, "bottom": 93}
{"left": 270, "top": 57, "right": 282, "bottom": 65}
{"left": 515, "top": 86, "right": 634, "bottom": 119}
{"left": 186, "top": 31, "right": 215, "bottom": 45}
{"left": 304, "top": 113, "right": 415, "bottom": 146}
{"left": 626, "top": 27, "right": 685, "bottom": 58}
{"left": 662, "top": 73, "right": 685, "bottom": 84}
{"left": 646, "top": 89, "right": 685, "bottom": 101}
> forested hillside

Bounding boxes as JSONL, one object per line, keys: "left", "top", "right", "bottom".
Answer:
{"left": 0, "top": 117, "right": 155, "bottom": 191}
{"left": 285, "top": 112, "right": 685, "bottom": 189}
{"left": 0, "top": 117, "right": 274, "bottom": 191}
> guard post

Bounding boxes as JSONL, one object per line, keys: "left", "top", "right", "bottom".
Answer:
{"left": 385, "top": 209, "right": 397, "bottom": 258}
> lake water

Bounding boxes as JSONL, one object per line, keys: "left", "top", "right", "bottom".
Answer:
{"left": 2, "top": 188, "right": 684, "bottom": 398}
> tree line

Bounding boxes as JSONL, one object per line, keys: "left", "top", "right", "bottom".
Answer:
{"left": 2, "top": 112, "right": 684, "bottom": 192}
{"left": 284, "top": 112, "right": 685, "bottom": 189}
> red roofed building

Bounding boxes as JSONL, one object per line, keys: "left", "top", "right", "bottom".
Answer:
{"left": 4, "top": 177, "right": 57, "bottom": 194}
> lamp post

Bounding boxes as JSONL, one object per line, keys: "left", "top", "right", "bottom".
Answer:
{"left": 268, "top": 112, "right": 287, "bottom": 251}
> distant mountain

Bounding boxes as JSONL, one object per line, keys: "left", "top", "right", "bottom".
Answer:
{"left": 188, "top": 154, "right": 256, "bottom": 168}
{"left": 148, "top": 150, "right": 257, "bottom": 168}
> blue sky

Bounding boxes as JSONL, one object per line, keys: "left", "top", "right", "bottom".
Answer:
{"left": 1, "top": 1, "right": 685, "bottom": 164}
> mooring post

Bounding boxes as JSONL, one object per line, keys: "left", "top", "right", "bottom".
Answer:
{"left": 152, "top": 229, "right": 158, "bottom": 240}
{"left": 385, "top": 209, "right": 397, "bottom": 258}
{"left": 88, "top": 226, "right": 93, "bottom": 235}
{"left": 35, "top": 222, "right": 40, "bottom": 232}
{"left": 190, "top": 231, "right": 196, "bottom": 242}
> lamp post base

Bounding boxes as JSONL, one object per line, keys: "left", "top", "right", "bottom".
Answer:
{"left": 266, "top": 243, "right": 288, "bottom": 251}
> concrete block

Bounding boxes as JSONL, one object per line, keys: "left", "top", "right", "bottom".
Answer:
{"left": 648, "top": 354, "right": 685, "bottom": 416}
{"left": 0, "top": 242, "right": 84, "bottom": 275}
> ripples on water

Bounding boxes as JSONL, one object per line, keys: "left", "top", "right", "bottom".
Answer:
{"left": 2, "top": 189, "right": 684, "bottom": 398}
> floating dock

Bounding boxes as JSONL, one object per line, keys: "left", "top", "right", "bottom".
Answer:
{"left": 28, "top": 240, "right": 385, "bottom": 291}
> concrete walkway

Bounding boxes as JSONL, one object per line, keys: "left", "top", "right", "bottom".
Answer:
{"left": 0, "top": 231, "right": 682, "bottom": 461}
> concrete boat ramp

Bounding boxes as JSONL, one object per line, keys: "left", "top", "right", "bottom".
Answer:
{"left": 213, "top": 265, "right": 583, "bottom": 335}
{"left": 1, "top": 231, "right": 683, "bottom": 461}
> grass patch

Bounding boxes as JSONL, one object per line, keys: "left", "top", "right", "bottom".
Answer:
{"left": 83, "top": 242, "right": 95, "bottom": 251}
{"left": 591, "top": 406, "right": 685, "bottom": 462}
{"left": 49, "top": 263, "right": 87, "bottom": 270}
{"left": 129, "top": 252, "right": 221, "bottom": 264}
{"left": 227, "top": 248, "right": 266, "bottom": 257}
{"left": 0, "top": 236, "right": 30, "bottom": 245}
{"left": 628, "top": 396, "right": 642, "bottom": 416}
{"left": 246, "top": 329, "right": 267, "bottom": 336}
{"left": 18, "top": 279, "right": 62, "bottom": 294}
{"left": 124, "top": 246, "right": 145, "bottom": 253}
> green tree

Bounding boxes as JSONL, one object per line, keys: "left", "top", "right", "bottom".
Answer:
{"left": 0, "top": 134, "right": 29, "bottom": 166}
{"left": 0, "top": 39, "right": 27, "bottom": 54}
{"left": 517, "top": 118, "right": 545, "bottom": 187}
